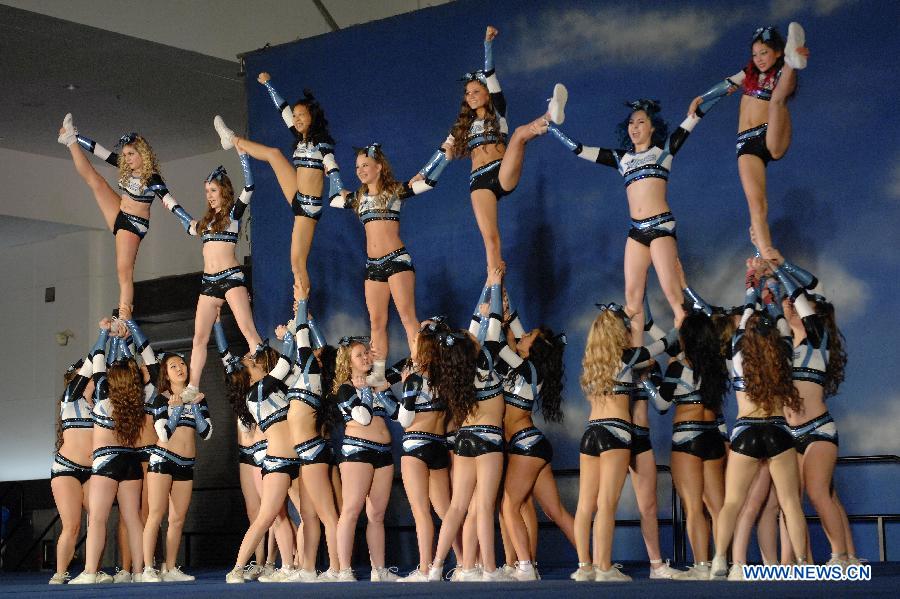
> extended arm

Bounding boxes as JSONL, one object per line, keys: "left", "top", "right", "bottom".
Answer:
{"left": 546, "top": 125, "right": 619, "bottom": 168}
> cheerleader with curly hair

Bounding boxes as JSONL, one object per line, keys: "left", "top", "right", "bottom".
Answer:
{"left": 709, "top": 258, "right": 809, "bottom": 579}
{"left": 69, "top": 320, "right": 148, "bottom": 584}
{"left": 58, "top": 119, "right": 195, "bottom": 318}
{"left": 573, "top": 304, "right": 680, "bottom": 582}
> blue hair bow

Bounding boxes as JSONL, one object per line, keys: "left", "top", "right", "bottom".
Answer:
{"left": 353, "top": 143, "right": 381, "bottom": 158}
{"left": 338, "top": 335, "right": 370, "bottom": 347}
{"left": 115, "top": 132, "right": 139, "bottom": 149}
{"left": 460, "top": 70, "right": 488, "bottom": 85}
{"left": 595, "top": 302, "right": 631, "bottom": 327}
{"left": 625, "top": 99, "right": 661, "bottom": 115}
{"left": 752, "top": 26, "right": 776, "bottom": 43}
{"left": 440, "top": 330, "right": 467, "bottom": 347}
{"left": 206, "top": 165, "right": 227, "bottom": 183}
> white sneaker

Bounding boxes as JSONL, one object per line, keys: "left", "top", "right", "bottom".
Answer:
{"left": 398, "top": 568, "right": 430, "bottom": 582}
{"left": 286, "top": 568, "right": 319, "bottom": 582}
{"left": 482, "top": 567, "right": 512, "bottom": 582}
{"left": 710, "top": 555, "right": 728, "bottom": 579}
{"left": 500, "top": 564, "right": 516, "bottom": 577}
{"left": 453, "top": 567, "right": 482, "bottom": 582}
{"left": 162, "top": 565, "right": 195, "bottom": 582}
{"left": 179, "top": 384, "right": 200, "bottom": 404}
{"left": 727, "top": 563, "right": 745, "bottom": 581}
{"left": 649, "top": 559, "right": 679, "bottom": 579}
{"left": 141, "top": 566, "right": 162, "bottom": 583}
{"left": 225, "top": 566, "right": 245, "bottom": 583}
{"left": 371, "top": 566, "right": 400, "bottom": 581}
{"left": 317, "top": 568, "right": 340, "bottom": 581}
{"left": 427, "top": 563, "right": 443, "bottom": 581}
{"left": 68, "top": 571, "right": 98, "bottom": 585}
{"left": 512, "top": 562, "right": 538, "bottom": 581}
{"left": 58, "top": 113, "right": 77, "bottom": 146}
{"left": 49, "top": 572, "right": 69, "bottom": 584}
{"left": 366, "top": 360, "right": 387, "bottom": 386}
{"left": 673, "top": 563, "right": 711, "bottom": 580}
{"left": 594, "top": 564, "right": 631, "bottom": 582}
{"left": 784, "top": 22, "right": 807, "bottom": 70}
{"left": 259, "top": 566, "right": 294, "bottom": 582}
{"left": 213, "top": 116, "right": 235, "bottom": 150}
{"left": 95, "top": 571, "right": 113, "bottom": 583}
{"left": 112, "top": 568, "right": 133, "bottom": 583}
{"left": 335, "top": 568, "right": 356, "bottom": 582}
{"left": 571, "top": 565, "right": 595, "bottom": 582}
{"left": 259, "top": 562, "right": 276, "bottom": 579}
{"left": 547, "top": 83, "right": 568, "bottom": 124}
{"left": 243, "top": 562, "right": 262, "bottom": 581}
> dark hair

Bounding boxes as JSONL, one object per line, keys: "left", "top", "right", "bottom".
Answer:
{"left": 680, "top": 312, "right": 729, "bottom": 411}
{"left": 433, "top": 330, "right": 479, "bottom": 427}
{"left": 55, "top": 369, "right": 80, "bottom": 451}
{"left": 225, "top": 368, "right": 254, "bottom": 430}
{"left": 616, "top": 102, "right": 669, "bottom": 150}
{"left": 316, "top": 345, "right": 339, "bottom": 433}
{"left": 528, "top": 327, "right": 566, "bottom": 423}
{"left": 815, "top": 300, "right": 847, "bottom": 398}
{"left": 156, "top": 354, "right": 190, "bottom": 395}
{"left": 743, "top": 27, "right": 786, "bottom": 96}
{"left": 293, "top": 89, "right": 335, "bottom": 147}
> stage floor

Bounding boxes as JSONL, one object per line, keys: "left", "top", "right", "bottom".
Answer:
{"left": 2, "top": 562, "right": 897, "bottom": 597}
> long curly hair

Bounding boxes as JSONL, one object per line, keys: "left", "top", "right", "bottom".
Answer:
{"left": 449, "top": 80, "right": 501, "bottom": 157}
{"left": 581, "top": 310, "right": 629, "bottom": 398}
{"left": 117, "top": 136, "right": 161, "bottom": 190}
{"left": 106, "top": 358, "right": 145, "bottom": 446}
{"left": 225, "top": 368, "right": 254, "bottom": 430}
{"left": 432, "top": 331, "right": 478, "bottom": 426}
{"left": 741, "top": 312, "right": 801, "bottom": 413}
{"left": 156, "top": 354, "right": 190, "bottom": 395}
{"left": 349, "top": 146, "right": 404, "bottom": 214}
{"left": 680, "top": 312, "right": 729, "bottom": 411}
{"left": 816, "top": 300, "right": 847, "bottom": 398}
{"left": 743, "top": 27, "right": 787, "bottom": 96}
{"left": 197, "top": 174, "right": 236, "bottom": 235}
{"left": 616, "top": 105, "right": 669, "bottom": 150}
{"left": 331, "top": 341, "right": 367, "bottom": 396}
{"left": 293, "top": 90, "right": 335, "bottom": 147}
{"left": 528, "top": 328, "right": 566, "bottom": 423}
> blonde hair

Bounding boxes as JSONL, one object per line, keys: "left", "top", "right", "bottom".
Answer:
{"left": 331, "top": 341, "right": 366, "bottom": 395}
{"left": 580, "top": 310, "right": 629, "bottom": 398}
{"left": 117, "top": 136, "right": 161, "bottom": 189}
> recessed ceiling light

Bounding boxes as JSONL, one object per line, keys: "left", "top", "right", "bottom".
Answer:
{"left": 65, "top": 83, "right": 79, "bottom": 91}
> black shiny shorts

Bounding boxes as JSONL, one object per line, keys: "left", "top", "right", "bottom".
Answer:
{"left": 672, "top": 421, "right": 726, "bottom": 461}
{"left": 454, "top": 425, "right": 504, "bottom": 457}
{"left": 200, "top": 266, "right": 246, "bottom": 300}
{"left": 736, "top": 124, "right": 776, "bottom": 165}
{"left": 402, "top": 431, "right": 450, "bottom": 469}
{"left": 92, "top": 446, "right": 143, "bottom": 482}
{"left": 469, "top": 160, "right": 514, "bottom": 199}
{"left": 730, "top": 416, "right": 794, "bottom": 459}
{"left": 507, "top": 426, "right": 553, "bottom": 463}
{"left": 340, "top": 436, "right": 393, "bottom": 469}
{"left": 580, "top": 419, "right": 632, "bottom": 456}
{"left": 365, "top": 247, "right": 414, "bottom": 282}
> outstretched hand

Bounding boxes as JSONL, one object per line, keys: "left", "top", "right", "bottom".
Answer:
{"left": 257, "top": 72, "right": 271, "bottom": 85}
{"left": 485, "top": 25, "right": 498, "bottom": 41}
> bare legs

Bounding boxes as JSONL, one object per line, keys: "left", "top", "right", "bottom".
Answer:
{"left": 365, "top": 271, "right": 419, "bottom": 363}
{"left": 51, "top": 477, "right": 90, "bottom": 576}
{"left": 86, "top": 477, "right": 142, "bottom": 574}
{"left": 301, "top": 463, "right": 340, "bottom": 571}
{"left": 401, "top": 457, "right": 452, "bottom": 573}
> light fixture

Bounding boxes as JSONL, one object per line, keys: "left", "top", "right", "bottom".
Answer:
{"left": 65, "top": 83, "right": 79, "bottom": 91}
{"left": 56, "top": 330, "right": 75, "bottom": 346}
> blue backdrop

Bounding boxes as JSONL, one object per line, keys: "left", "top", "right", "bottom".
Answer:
{"left": 242, "top": 0, "right": 900, "bottom": 560}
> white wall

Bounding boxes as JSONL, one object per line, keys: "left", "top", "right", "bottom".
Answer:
{"left": 0, "top": 148, "right": 250, "bottom": 481}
